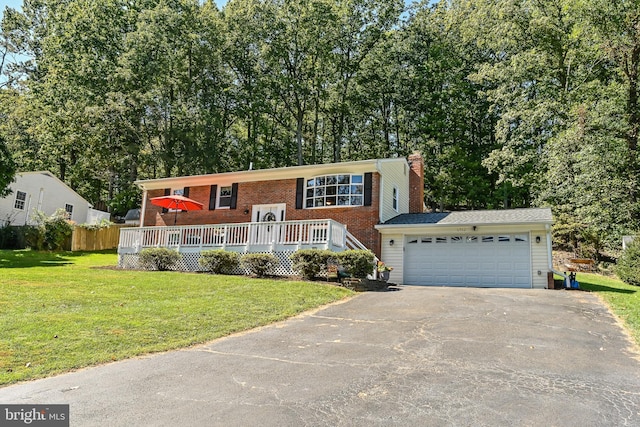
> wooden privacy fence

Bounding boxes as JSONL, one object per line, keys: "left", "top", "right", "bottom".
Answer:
{"left": 71, "top": 224, "right": 132, "bottom": 251}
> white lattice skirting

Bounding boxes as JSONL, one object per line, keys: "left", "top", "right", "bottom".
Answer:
{"left": 118, "top": 250, "right": 297, "bottom": 276}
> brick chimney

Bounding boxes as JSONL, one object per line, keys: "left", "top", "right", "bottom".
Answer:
{"left": 408, "top": 152, "right": 424, "bottom": 213}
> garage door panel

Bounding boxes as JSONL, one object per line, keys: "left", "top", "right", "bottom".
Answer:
{"left": 404, "top": 234, "right": 531, "bottom": 288}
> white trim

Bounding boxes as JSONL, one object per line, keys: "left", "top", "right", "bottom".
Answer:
{"left": 13, "top": 190, "right": 26, "bottom": 210}
{"left": 140, "top": 189, "right": 148, "bottom": 228}
{"left": 304, "top": 173, "right": 364, "bottom": 208}
{"left": 252, "top": 203, "right": 287, "bottom": 223}
{"left": 216, "top": 185, "right": 233, "bottom": 209}
{"left": 376, "top": 221, "right": 553, "bottom": 232}
{"left": 135, "top": 157, "right": 408, "bottom": 191}
{"left": 392, "top": 185, "right": 399, "bottom": 212}
{"left": 64, "top": 203, "right": 74, "bottom": 219}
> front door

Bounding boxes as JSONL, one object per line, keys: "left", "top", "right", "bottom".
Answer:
{"left": 252, "top": 204, "right": 286, "bottom": 244}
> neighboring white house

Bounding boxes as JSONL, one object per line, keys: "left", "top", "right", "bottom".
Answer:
{"left": 0, "top": 171, "right": 110, "bottom": 226}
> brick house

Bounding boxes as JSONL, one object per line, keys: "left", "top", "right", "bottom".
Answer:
{"left": 118, "top": 154, "right": 424, "bottom": 272}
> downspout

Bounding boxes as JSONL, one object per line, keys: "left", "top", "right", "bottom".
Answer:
{"left": 139, "top": 188, "right": 147, "bottom": 228}
{"left": 546, "top": 224, "right": 568, "bottom": 283}
{"left": 24, "top": 194, "right": 32, "bottom": 225}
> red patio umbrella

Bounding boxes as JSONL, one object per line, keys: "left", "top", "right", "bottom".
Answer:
{"left": 150, "top": 194, "right": 204, "bottom": 225}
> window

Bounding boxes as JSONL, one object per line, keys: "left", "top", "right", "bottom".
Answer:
{"left": 451, "top": 236, "right": 463, "bottom": 243}
{"left": 421, "top": 237, "right": 433, "bottom": 243}
{"left": 65, "top": 204, "right": 73, "bottom": 218}
{"left": 218, "top": 186, "right": 232, "bottom": 208}
{"left": 305, "top": 174, "right": 363, "bottom": 208}
{"left": 436, "top": 237, "right": 447, "bottom": 243}
{"left": 482, "top": 236, "right": 494, "bottom": 243}
{"left": 168, "top": 188, "right": 184, "bottom": 212}
{"left": 14, "top": 191, "right": 26, "bottom": 210}
{"left": 392, "top": 186, "right": 398, "bottom": 211}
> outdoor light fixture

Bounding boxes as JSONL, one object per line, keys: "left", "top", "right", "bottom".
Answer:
{"left": 472, "top": 226, "right": 477, "bottom": 231}
{"left": 389, "top": 239, "right": 395, "bottom": 246}
{"left": 536, "top": 236, "right": 541, "bottom": 243}
{"left": 243, "top": 208, "right": 250, "bottom": 215}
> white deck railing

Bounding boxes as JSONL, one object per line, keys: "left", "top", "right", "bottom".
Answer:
{"left": 118, "top": 219, "right": 350, "bottom": 254}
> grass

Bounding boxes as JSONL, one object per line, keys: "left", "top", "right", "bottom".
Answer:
{"left": 0, "top": 249, "right": 353, "bottom": 386}
{"left": 576, "top": 273, "right": 640, "bottom": 346}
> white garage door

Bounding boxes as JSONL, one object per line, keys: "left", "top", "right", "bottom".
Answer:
{"left": 404, "top": 234, "right": 531, "bottom": 288}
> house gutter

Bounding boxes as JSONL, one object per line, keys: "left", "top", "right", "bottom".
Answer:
{"left": 375, "top": 220, "right": 554, "bottom": 231}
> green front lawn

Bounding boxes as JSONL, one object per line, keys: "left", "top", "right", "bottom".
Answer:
{"left": 577, "top": 273, "right": 640, "bottom": 346}
{"left": 0, "top": 250, "right": 353, "bottom": 386}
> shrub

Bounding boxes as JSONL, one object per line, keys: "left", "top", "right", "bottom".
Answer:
{"left": 0, "top": 224, "right": 27, "bottom": 249}
{"left": 199, "top": 250, "right": 241, "bottom": 274}
{"left": 242, "top": 253, "right": 279, "bottom": 277}
{"left": 336, "top": 249, "right": 376, "bottom": 279}
{"left": 139, "top": 248, "right": 182, "bottom": 271}
{"left": 290, "top": 249, "right": 336, "bottom": 280}
{"left": 75, "top": 219, "right": 114, "bottom": 231}
{"left": 616, "top": 240, "right": 640, "bottom": 286}
{"left": 26, "top": 209, "right": 73, "bottom": 251}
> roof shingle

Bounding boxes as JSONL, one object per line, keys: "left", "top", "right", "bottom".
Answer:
{"left": 383, "top": 208, "right": 553, "bottom": 226}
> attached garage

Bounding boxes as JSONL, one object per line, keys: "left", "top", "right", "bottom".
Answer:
{"left": 375, "top": 209, "right": 554, "bottom": 289}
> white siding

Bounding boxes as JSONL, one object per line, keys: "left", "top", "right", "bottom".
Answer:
{"left": 380, "top": 233, "right": 404, "bottom": 284}
{"left": 378, "top": 159, "right": 410, "bottom": 223}
{"left": 377, "top": 223, "right": 552, "bottom": 289}
{"left": 530, "top": 226, "right": 551, "bottom": 289}
{"left": 0, "top": 172, "right": 92, "bottom": 225}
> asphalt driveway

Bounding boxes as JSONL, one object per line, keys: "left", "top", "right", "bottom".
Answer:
{"left": 1, "top": 286, "right": 639, "bottom": 426}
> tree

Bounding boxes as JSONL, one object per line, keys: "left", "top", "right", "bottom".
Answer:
{"left": 0, "top": 135, "right": 15, "bottom": 197}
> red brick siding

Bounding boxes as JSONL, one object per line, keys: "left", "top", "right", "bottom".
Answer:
{"left": 408, "top": 153, "right": 424, "bottom": 213}
{"left": 143, "top": 173, "right": 382, "bottom": 256}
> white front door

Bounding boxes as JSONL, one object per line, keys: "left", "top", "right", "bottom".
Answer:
{"left": 252, "top": 204, "right": 286, "bottom": 244}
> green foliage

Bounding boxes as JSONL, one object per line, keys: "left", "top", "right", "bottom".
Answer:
{"left": 198, "top": 250, "right": 241, "bottom": 274}
{"left": 75, "top": 219, "right": 114, "bottom": 231}
{"left": 615, "top": 240, "right": 640, "bottom": 287}
{"left": 336, "top": 250, "right": 376, "bottom": 279}
{"left": 242, "top": 253, "right": 279, "bottom": 277}
{"left": 25, "top": 209, "right": 74, "bottom": 251}
{"left": 0, "top": 224, "right": 27, "bottom": 249}
{"left": 139, "top": 248, "right": 181, "bottom": 271}
{"left": 1, "top": 0, "right": 640, "bottom": 254}
{"left": 107, "top": 185, "right": 141, "bottom": 218}
{"left": 0, "top": 137, "right": 16, "bottom": 198}
{"left": 290, "top": 249, "right": 337, "bottom": 280}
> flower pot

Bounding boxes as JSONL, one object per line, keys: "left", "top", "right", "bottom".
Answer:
{"left": 379, "top": 270, "right": 390, "bottom": 282}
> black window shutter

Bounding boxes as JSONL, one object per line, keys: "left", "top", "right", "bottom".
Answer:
{"left": 209, "top": 185, "right": 217, "bottom": 210}
{"left": 162, "top": 188, "right": 170, "bottom": 213}
{"left": 364, "top": 173, "right": 373, "bottom": 206}
{"left": 230, "top": 183, "right": 239, "bottom": 209}
{"left": 295, "top": 178, "right": 304, "bottom": 209}
{"left": 182, "top": 187, "right": 190, "bottom": 212}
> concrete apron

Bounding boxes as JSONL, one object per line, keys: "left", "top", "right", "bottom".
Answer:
{"left": 1, "top": 286, "right": 639, "bottom": 426}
